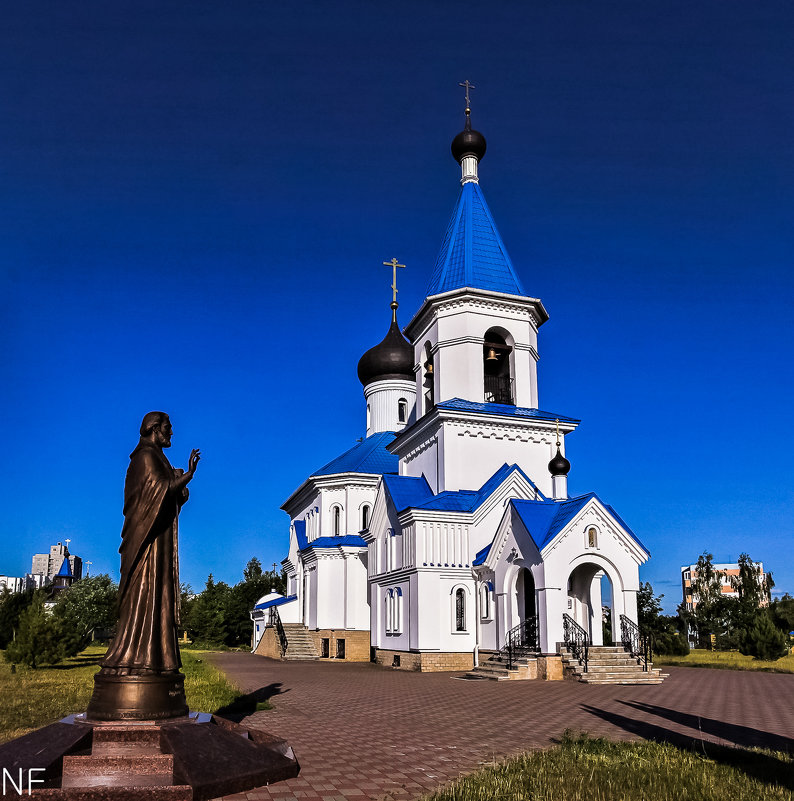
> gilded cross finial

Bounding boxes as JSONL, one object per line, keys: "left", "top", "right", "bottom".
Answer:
{"left": 555, "top": 418, "right": 561, "bottom": 448}
{"left": 459, "top": 80, "right": 475, "bottom": 115}
{"left": 383, "top": 258, "right": 406, "bottom": 306}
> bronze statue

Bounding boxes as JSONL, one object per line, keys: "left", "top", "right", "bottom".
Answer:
{"left": 87, "top": 411, "right": 200, "bottom": 720}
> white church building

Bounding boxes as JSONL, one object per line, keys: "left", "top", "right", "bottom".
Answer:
{"left": 252, "top": 106, "right": 654, "bottom": 679}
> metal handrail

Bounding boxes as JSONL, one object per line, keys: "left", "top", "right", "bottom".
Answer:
{"left": 563, "top": 613, "right": 589, "bottom": 673}
{"left": 499, "top": 616, "right": 540, "bottom": 669}
{"left": 269, "top": 606, "right": 288, "bottom": 657}
{"left": 620, "top": 614, "right": 651, "bottom": 672}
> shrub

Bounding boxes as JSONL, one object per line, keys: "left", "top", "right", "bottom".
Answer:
{"left": 4, "top": 596, "right": 66, "bottom": 668}
{"left": 739, "top": 613, "right": 789, "bottom": 661}
{"left": 653, "top": 630, "right": 690, "bottom": 656}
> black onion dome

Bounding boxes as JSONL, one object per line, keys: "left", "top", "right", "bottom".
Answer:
{"left": 357, "top": 306, "right": 414, "bottom": 387}
{"left": 451, "top": 117, "right": 487, "bottom": 163}
{"left": 548, "top": 447, "right": 571, "bottom": 477}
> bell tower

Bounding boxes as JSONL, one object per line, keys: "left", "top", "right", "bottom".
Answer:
{"left": 390, "top": 90, "right": 577, "bottom": 494}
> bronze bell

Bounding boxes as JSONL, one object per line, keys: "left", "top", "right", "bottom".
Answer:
{"left": 485, "top": 347, "right": 499, "bottom": 361}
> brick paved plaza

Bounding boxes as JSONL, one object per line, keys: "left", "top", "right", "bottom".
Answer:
{"left": 210, "top": 653, "right": 794, "bottom": 801}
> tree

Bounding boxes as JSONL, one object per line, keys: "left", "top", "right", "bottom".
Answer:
{"left": 183, "top": 574, "right": 231, "bottom": 646}
{"left": 637, "top": 582, "right": 664, "bottom": 633}
{"left": 0, "top": 586, "right": 36, "bottom": 649}
{"left": 224, "top": 558, "right": 287, "bottom": 647}
{"left": 638, "top": 582, "right": 689, "bottom": 655}
{"left": 729, "top": 553, "right": 773, "bottom": 638}
{"left": 4, "top": 594, "right": 66, "bottom": 668}
{"left": 739, "top": 611, "right": 789, "bottom": 661}
{"left": 53, "top": 575, "right": 118, "bottom": 654}
{"left": 689, "top": 552, "right": 730, "bottom": 648}
{"left": 769, "top": 594, "right": 794, "bottom": 634}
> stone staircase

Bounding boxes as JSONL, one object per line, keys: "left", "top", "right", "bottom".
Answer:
{"left": 560, "top": 644, "right": 666, "bottom": 684}
{"left": 281, "top": 623, "right": 320, "bottom": 661}
{"left": 465, "top": 653, "right": 537, "bottom": 681}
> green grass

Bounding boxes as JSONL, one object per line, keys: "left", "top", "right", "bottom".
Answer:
{"left": 654, "top": 648, "right": 794, "bottom": 673}
{"left": 0, "top": 646, "right": 262, "bottom": 744}
{"left": 422, "top": 733, "right": 794, "bottom": 801}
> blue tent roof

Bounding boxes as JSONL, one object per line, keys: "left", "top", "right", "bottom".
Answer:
{"left": 435, "top": 398, "right": 579, "bottom": 424}
{"left": 310, "top": 431, "right": 399, "bottom": 478}
{"left": 56, "top": 558, "right": 72, "bottom": 578}
{"left": 511, "top": 494, "right": 647, "bottom": 553}
{"left": 254, "top": 594, "right": 297, "bottom": 611}
{"left": 426, "top": 182, "right": 527, "bottom": 298}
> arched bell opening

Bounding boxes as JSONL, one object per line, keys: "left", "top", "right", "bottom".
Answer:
{"left": 422, "top": 342, "right": 434, "bottom": 415}
{"left": 483, "top": 327, "right": 514, "bottom": 405}
{"left": 566, "top": 562, "right": 616, "bottom": 647}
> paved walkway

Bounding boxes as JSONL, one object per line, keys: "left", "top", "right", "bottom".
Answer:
{"left": 209, "top": 653, "right": 794, "bottom": 801}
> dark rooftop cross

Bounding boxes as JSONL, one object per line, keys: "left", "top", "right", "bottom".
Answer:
{"left": 383, "top": 258, "right": 405, "bottom": 305}
{"left": 458, "top": 79, "right": 475, "bottom": 114}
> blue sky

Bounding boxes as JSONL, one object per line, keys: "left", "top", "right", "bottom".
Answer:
{"left": 1, "top": 2, "right": 792, "bottom": 613}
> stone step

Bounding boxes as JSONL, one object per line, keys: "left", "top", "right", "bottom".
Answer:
{"left": 61, "top": 755, "right": 174, "bottom": 789}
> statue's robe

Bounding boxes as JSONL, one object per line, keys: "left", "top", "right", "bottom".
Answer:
{"left": 101, "top": 439, "right": 186, "bottom": 673}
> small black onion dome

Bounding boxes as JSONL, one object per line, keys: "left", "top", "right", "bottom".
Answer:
{"left": 548, "top": 447, "right": 571, "bottom": 477}
{"left": 451, "top": 118, "right": 487, "bottom": 163}
{"left": 357, "top": 303, "right": 414, "bottom": 387}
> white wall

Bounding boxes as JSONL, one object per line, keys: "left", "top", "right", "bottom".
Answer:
{"left": 364, "top": 379, "right": 416, "bottom": 437}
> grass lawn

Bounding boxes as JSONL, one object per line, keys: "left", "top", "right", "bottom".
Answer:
{"left": 654, "top": 648, "right": 794, "bottom": 673}
{"left": 422, "top": 733, "right": 794, "bottom": 801}
{"left": 0, "top": 646, "right": 259, "bottom": 744}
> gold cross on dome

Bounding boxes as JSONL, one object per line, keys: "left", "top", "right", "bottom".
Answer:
{"left": 383, "top": 258, "right": 405, "bottom": 304}
{"left": 459, "top": 79, "right": 475, "bottom": 113}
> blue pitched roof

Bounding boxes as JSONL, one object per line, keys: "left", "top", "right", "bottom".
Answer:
{"left": 383, "top": 464, "right": 542, "bottom": 515}
{"left": 426, "top": 182, "right": 527, "bottom": 298}
{"left": 254, "top": 594, "right": 297, "bottom": 611}
{"left": 473, "top": 544, "right": 491, "bottom": 566}
{"left": 301, "top": 535, "right": 366, "bottom": 550}
{"left": 382, "top": 474, "right": 434, "bottom": 513}
{"left": 414, "top": 463, "right": 543, "bottom": 513}
{"left": 56, "top": 558, "right": 72, "bottom": 578}
{"left": 310, "top": 431, "right": 398, "bottom": 478}
{"left": 511, "top": 494, "right": 647, "bottom": 553}
{"left": 436, "top": 398, "right": 579, "bottom": 424}
{"left": 293, "top": 519, "right": 308, "bottom": 551}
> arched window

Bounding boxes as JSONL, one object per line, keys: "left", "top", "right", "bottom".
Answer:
{"left": 423, "top": 343, "right": 434, "bottom": 414}
{"left": 361, "top": 504, "right": 370, "bottom": 531}
{"left": 587, "top": 527, "right": 597, "bottom": 548}
{"left": 366, "top": 403, "right": 371, "bottom": 430}
{"left": 333, "top": 506, "right": 342, "bottom": 536}
{"left": 455, "top": 588, "right": 466, "bottom": 632}
{"left": 385, "top": 590, "right": 393, "bottom": 633}
{"left": 480, "top": 583, "right": 490, "bottom": 620}
{"left": 394, "top": 587, "right": 403, "bottom": 633}
{"left": 397, "top": 398, "right": 407, "bottom": 424}
{"left": 483, "top": 328, "right": 514, "bottom": 405}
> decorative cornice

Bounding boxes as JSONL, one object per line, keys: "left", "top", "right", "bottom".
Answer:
{"left": 405, "top": 287, "right": 548, "bottom": 343}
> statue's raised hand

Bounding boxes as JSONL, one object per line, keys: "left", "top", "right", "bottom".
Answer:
{"left": 189, "top": 449, "right": 201, "bottom": 475}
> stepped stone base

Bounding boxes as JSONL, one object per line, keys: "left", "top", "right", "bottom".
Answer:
{"left": 254, "top": 626, "right": 370, "bottom": 662}
{"left": 374, "top": 649, "right": 473, "bottom": 672}
{"left": 560, "top": 645, "right": 666, "bottom": 685}
{"left": 0, "top": 712, "right": 299, "bottom": 800}
{"left": 307, "top": 629, "right": 370, "bottom": 662}
{"left": 465, "top": 653, "right": 562, "bottom": 681}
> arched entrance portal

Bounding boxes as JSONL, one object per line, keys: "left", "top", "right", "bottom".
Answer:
{"left": 516, "top": 568, "right": 536, "bottom": 623}
{"left": 566, "top": 563, "right": 615, "bottom": 646}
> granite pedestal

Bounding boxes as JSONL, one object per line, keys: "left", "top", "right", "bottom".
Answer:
{"left": 0, "top": 711, "right": 299, "bottom": 800}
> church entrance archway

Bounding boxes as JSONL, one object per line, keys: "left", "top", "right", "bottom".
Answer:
{"left": 566, "top": 562, "right": 615, "bottom": 647}
{"left": 516, "top": 568, "right": 536, "bottom": 623}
